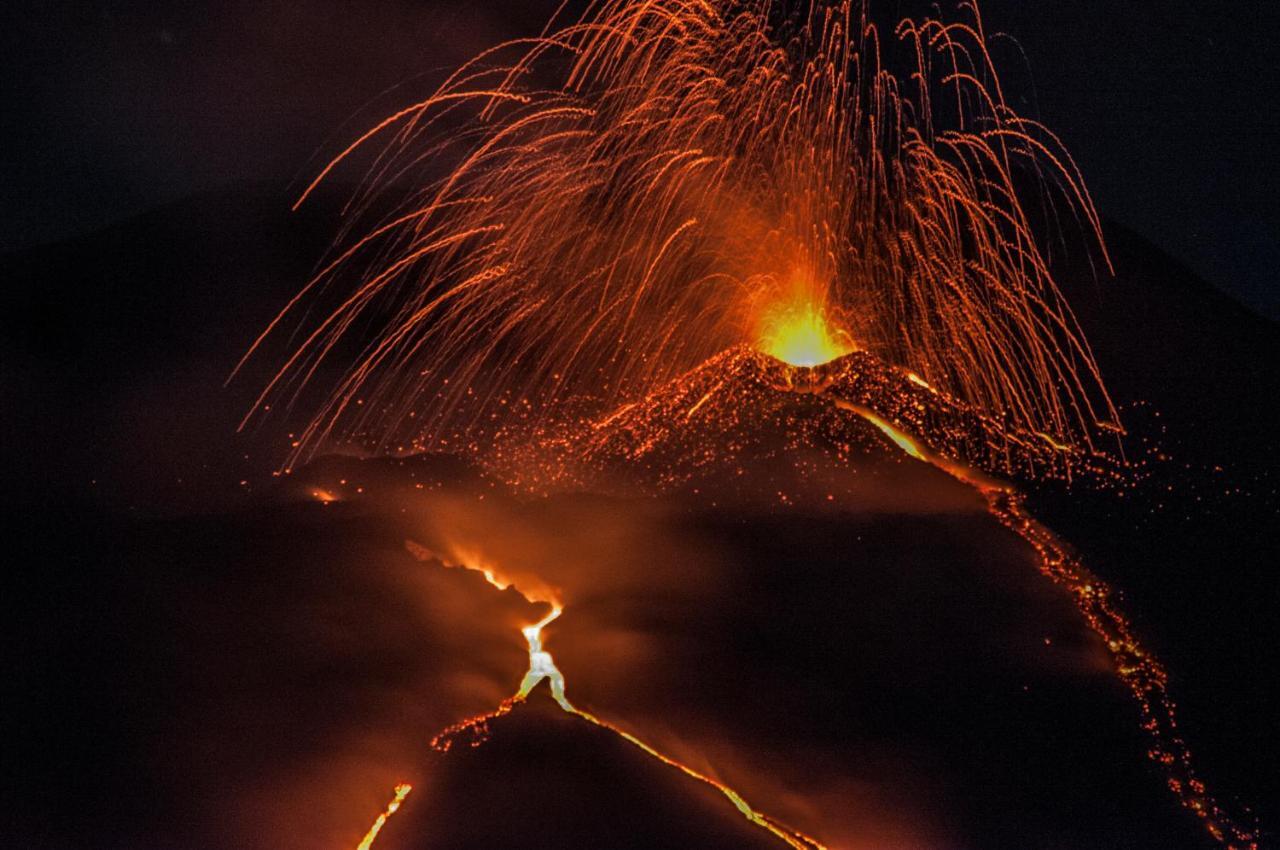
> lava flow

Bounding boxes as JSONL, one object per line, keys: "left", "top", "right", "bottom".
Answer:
{"left": 402, "top": 539, "right": 828, "bottom": 850}
{"left": 823, "top": 386, "right": 1260, "bottom": 849}
{"left": 355, "top": 784, "right": 412, "bottom": 850}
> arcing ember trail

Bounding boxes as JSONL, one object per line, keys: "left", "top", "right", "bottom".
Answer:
{"left": 236, "top": 0, "right": 1260, "bottom": 847}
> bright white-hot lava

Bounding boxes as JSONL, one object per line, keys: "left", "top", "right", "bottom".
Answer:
{"left": 758, "top": 302, "right": 854, "bottom": 368}
{"left": 355, "top": 783, "right": 411, "bottom": 850}
{"left": 516, "top": 608, "right": 572, "bottom": 711}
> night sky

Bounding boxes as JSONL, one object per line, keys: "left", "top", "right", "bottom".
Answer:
{"left": 2, "top": 0, "right": 1277, "bottom": 317}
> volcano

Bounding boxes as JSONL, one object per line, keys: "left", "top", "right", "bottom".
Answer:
{"left": 3, "top": 186, "right": 1275, "bottom": 850}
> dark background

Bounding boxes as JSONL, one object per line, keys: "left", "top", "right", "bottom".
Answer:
{"left": 3, "top": 0, "right": 1277, "bottom": 318}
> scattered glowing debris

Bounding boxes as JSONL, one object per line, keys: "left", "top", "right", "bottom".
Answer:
{"left": 238, "top": 0, "right": 1122, "bottom": 472}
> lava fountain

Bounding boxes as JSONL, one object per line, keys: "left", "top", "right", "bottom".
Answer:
{"left": 237, "top": 0, "right": 1119, "bottom": 474}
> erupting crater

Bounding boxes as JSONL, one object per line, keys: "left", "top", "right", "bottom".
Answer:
{"left": 757, "top": 301, "right": 855, "bottom": 368}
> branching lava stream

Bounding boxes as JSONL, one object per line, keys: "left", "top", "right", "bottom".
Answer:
{"left": 397, "top": 540, "right": 829, "bottom": 850}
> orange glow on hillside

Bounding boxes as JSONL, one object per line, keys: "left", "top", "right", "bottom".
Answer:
{"left": 759, "top": 303, "right": 853, "bottom": 367}
{"left": 404, "top": 538, "right": 562, "bottom": 616}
